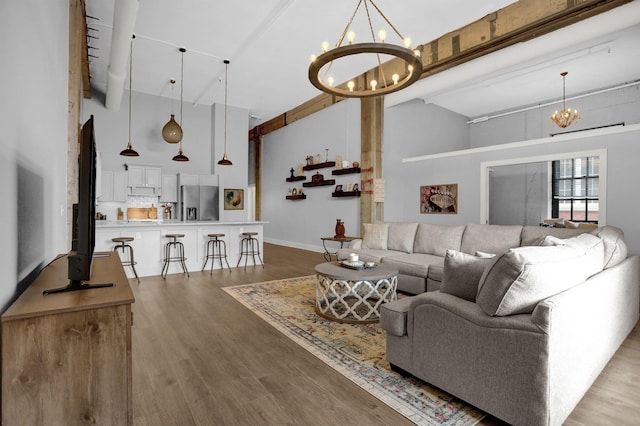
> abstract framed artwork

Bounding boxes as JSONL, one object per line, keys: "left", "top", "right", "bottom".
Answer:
{"left": 420, "top": 184, "right": 458, "bottom": 214}
{"left": 224, "top": 188, "right": 244, "bottom": 210}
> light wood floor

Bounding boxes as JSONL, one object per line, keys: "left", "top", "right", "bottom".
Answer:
{"left": 130, "top": 243, "right": 640, "bottom": 426}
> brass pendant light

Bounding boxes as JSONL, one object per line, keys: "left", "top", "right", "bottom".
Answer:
{"left": 120, "top": 35, "right": 139, "bottom": 157}
{"left": 217, "top": 59, "right": 232, "bottom": 166}
{"left": 172, "top": 47, "right": 189, "bottom": 162}
{"left": 162, "top": 79, "right": 183, "bottom": 143}
{"left": 550, "top": 71, "right": 580, "bottom": 128}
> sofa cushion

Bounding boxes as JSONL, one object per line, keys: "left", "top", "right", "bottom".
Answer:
{"left": 428, "top": 264, "right": 443, "bottom": 283}
{"left": 413, "top": 223, "right": 465, "bottom": 257}
{"left": 476, "top": 235, "right": 604, "bottom": 316}
{"left": 381, "top": 253, "right": 443, "bottom": 278}
{"left": 440, "top": 250, "right": 493, "bottom": 302}
{"left": 590, "top": 226, "right": 627, "bottom": 269}
{"left": 520, "top": 226, "right": 586, "bottom": 247}
{"left": 460, "top": 223, "right": 522, "bottom": 255}
{"left": 362, "top": 223, "right": 389, "bottom": 250}
{"left": 387, "top": 222, "right": 419, "bottom": 253}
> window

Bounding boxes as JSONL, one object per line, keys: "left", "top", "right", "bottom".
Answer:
{"left": 552, "top": 157, "right": 599, "bottom": 222}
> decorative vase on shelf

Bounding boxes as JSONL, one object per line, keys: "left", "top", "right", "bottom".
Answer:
{"left": 335, "top": 219, "right": 345, "bottom": 238}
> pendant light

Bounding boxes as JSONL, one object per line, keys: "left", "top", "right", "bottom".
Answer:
{"left": 120, "top": 35, "right": 139, "bottom": 157}
{"left": 162, "top": 79, "right": 183, "bottom": 143}
{"left": 172, "top": 47, "right": 189, "bottom": 162}
{"left": 217, "top": 59, "right": 232, "bottom": 166}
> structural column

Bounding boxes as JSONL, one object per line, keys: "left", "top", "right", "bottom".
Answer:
{"left": 360, "top": 96, "right": 384, "bottom": 230}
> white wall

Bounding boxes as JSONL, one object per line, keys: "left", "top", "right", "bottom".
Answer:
{"left": 262, "top": 99, "right": 361, "bottom": 252}
{"left": 212, "top": 103, "right": 250, "bottom": 221}
{"left": 0, "top": 1, "right": 70, "bottom": 310}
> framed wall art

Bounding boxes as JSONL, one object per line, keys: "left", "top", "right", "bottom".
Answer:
{"left": 224, "top": 188, "right": 244, "bottom": 210}
{"left": 420, "top": 184, "right": 458, "bottom": 214}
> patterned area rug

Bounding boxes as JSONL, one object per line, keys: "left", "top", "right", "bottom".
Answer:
{"left": 223, "top": 275, "right": 485, "bottom": 426}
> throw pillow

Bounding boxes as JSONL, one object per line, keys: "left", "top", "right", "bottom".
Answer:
{"left": 387, "top": 222, "right": 419, "bottom": 253}
{"left": 476, "top": 239, "right": 604, "bottom": 316}
{"left": 440, "top": 250, "right": 493, "bottom": 302}
{"left": 362, "top": 223, "right": 389, "bottom": 250}
{"left": 590, "top": 226, "right": 628, "bottom": 269}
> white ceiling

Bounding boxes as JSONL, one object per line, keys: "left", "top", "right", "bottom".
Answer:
{"left": 85, "top": 0, "right": 640, "bottom": 126}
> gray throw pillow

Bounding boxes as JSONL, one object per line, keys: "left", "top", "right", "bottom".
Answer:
{"left": 387, "top": 222, "right": 418, "bottom": 253}
{"left": 440, "top": 249, "right": 493, "bottom": 302}
{"left": 362, "top": 223, "right": 389, "bottom": 250}
{"left": 476, "top": 236, "right": 604, "bottom": 316}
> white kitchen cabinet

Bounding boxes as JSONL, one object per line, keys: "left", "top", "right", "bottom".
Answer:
{"left": 113, "top": 171, "right": 127, "bottom": 202}
{"left": 128, "top": 166, "right": 162, "bottom": 196}
{"left": 128, "top": 166, "right": 162, "bottom": 188}
{"left": 99, "top": 170, "right": 127, "bottom": 202}
{"left": 160, "top": 174, "right": 178, "bottom": 203}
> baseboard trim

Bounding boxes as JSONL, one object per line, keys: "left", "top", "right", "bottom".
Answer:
{"left": 264, "top": 238, "right": 324, "bottom": 254}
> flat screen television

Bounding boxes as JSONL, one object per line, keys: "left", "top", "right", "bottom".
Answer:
{"left": 44, "top": 115, "right": 113, "bottom": 295}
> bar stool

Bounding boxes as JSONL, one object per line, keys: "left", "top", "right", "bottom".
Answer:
{"left": 237, "top": 232, "right": 264, "bottom": 270}
{"left": 112, "top": 237, "right": 140, "bottom": 283}
{"left": 201, "top": 233, "right": 231, "bottom": 273}
{"left": 161, "top": 234, "right": 189, "bottom": 279}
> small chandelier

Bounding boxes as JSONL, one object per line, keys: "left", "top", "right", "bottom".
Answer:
{"left": 162, "top": 79, "right": 183, "bottom": 143}
{"left": 217, "top": 59, "right": 232, "bottom": 166}
{"left": 172, "top": 47, "right": 189, "bottom": 162}
{"left": 308, "top": 0, "right": 423, "bottom": 98}
{"left": 120, "top": 35, "right": 139, "bottom": 157}
{"left": 550, "top": 71, "right": 580, "bottom": 128}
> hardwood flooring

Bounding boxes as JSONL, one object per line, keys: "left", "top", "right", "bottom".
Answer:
{"left": 130, "top": 243, "right": 640, "bottom": 425}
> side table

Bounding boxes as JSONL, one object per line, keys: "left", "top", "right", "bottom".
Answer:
{"left": 321, "top": 236, "right": 358, "bottom": 262}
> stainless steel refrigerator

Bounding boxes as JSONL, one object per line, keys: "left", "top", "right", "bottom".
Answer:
{"left": 180, "top": 185, "right": 219, "bottom": 221}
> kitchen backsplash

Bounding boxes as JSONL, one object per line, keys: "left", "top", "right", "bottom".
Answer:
{"left": 96, "top": 196, "right": 175, "bottom": 222}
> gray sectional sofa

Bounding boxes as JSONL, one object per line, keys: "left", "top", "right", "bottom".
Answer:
{"left": 338, "top": 222, "right": 639, "bottom": 425}
{"left": 337, "top": 222, "right": 598, "bottom": 294}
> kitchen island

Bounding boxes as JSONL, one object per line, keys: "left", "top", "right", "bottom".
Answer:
{"left": 96, "top": 220, "right": 266, "bottom": 278}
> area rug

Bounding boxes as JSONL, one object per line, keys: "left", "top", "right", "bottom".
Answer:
{"left": 223, "top": 275, "right": 486, "bottom": 426}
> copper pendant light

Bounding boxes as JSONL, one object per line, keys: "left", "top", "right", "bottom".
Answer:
{"left": 120, "top": 35, "right": 139, "bottom": 157}
{"left": 217, "top": 59, "right": 232, "bottom": 166}
{"left": 172, "top": 48, "right": 189, "bottom": 162}
{"left": 162, "top": 79, "right": 183, "bottom": 143}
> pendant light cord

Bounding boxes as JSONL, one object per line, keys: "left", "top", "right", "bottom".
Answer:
{"left": 129, "top": 38, "right": 133, "bottom": 142}
{"left": 224, "top": 60, "right": 229, "bottom": 155}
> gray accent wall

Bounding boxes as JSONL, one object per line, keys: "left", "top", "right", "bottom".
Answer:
{"left": 262, "top": 100, "right": 361, "bottom": 253}
{"left": 1, "top": 1, "right": 70, "bottom": 310}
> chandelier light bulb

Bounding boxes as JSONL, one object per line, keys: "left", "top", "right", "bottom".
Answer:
{"left": 414, "top": 49, "right": 421, "bottom": 57}
{"left": 321, "top": 41, "right": 330, "bottom": 52}
{"left": 347, "top": 31, "right": 356, "bottom": 44}
{"left": 403, "top": 37, "right": 412, "bottom": 48}
{"left": 347, "top": 80, "right": 355, "bottom": 91}
{"left": 310, "top": 54, "right": 317, "bottom": 63}
{"left": 378, "top": 29, "right": 387, "bottom": 43}
{"left": 392, "top": 74, "right": 399, "bottom": 85}
{"left": 370, "top": 80, "right": 377, "bottom": 91}
{"left": 408, "top": 65, "right": 414, "bottom": 73}
{"left": 327, "top": 76, "right": 334, "bottom": 87}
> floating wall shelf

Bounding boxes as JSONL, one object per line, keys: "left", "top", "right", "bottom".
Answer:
{"left": 286, "top": 176, "right": 306, "bottom": 182}
{"left": 303, "top": 161, "right": 336, "bottom": 171}
{"left": 332, "top": 167, "right": 361, "bottom": 175}
{"left": 332, "top": 191, "right": 361, "bottom": 197}
{"left": 303, "top": 179, "right": 335, "bottom": 187}
{"left": 286, "top": 194, "right": 307, "bottom": 200}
